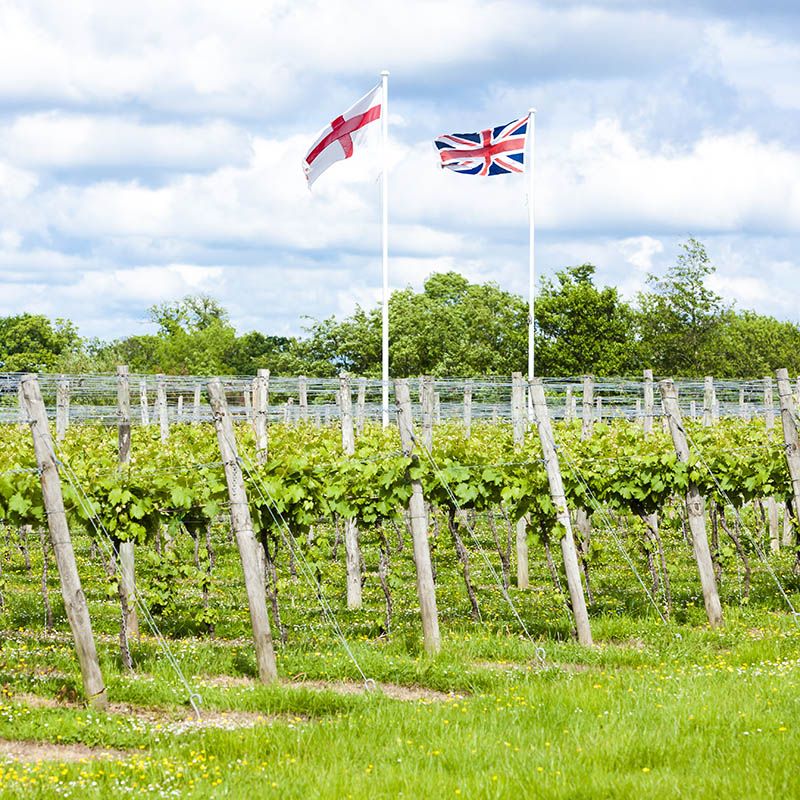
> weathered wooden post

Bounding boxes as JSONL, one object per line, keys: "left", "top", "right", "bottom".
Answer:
{"left": 764, "top": 376, "right": 775, "bottom": 429}
{"left": 157, "top": 374, "right": 169, "bottom": 442}
{"left": 56, "top": 378, "right": 70, "bottom": 442}
{"left": 565, "top": 386, "right": 574, "bottom": 422}
{"left": 395, "top": 379, "right": 441, "bottom": 655}
{"left": 177, "top": 394, "right": 184, "bottom": 422}
{"left": 243, "top": 389, "right": 252, "bottom": 423}
{"left": 254, "top": 368, "right": 269, "bottom": 465}
{"left": 776, "top": 369, "right": 800, "bottom": 543}
{"left": 642, "top": 369, "right": 664, "bottom": 607}
{"left": 356, "top": 377, "right": 366, "bottom": 435}
{"left": 763, "top": 376, "right": 780, "bottom": 550}
{"left": 582, "top": 375, "right": 594, "bottom": 434}
{"left": 339, "top": 373, "right": 362, "bottom": 609}
{"left": 529, "top": 379, "right": 593, "bottom": 645}
{"left": 20, "top": 375, "right": 108, "bottom": 708}
{"left": 298, "top": 375, "right": 308, "bottom": 421}
{"left": 511, "top": 372, "right": 529, "bottom": 589}
{"left": 117, "top": 366, "right": 138, "bottom": 638}
{"left": 703, "top": 376, "right": 714, "bottom": 427}
{"left": 16, "top": 382, "right": 25, "bottom": 430}
{"left": 207, "top": 379, "right": 277, "bottom": 683}
{"left": 421, "top": 375, "right": 434, "bottom": 451}
{"left": 192, "top": 384, "right": 201, "bottom": 425}
{"left": 643, "top": 369, "right": 654, "bottom": 435}
{"left": 139, "top": 379, "right": 150, "bottom": 426}
{"left": 660, "top": 379, "right": 723, "bottom": 628}
{"left": 573, "top": 375, "right": 594, "bottom": 596}
{"left": 463, "top": 379, "right": 473, "bottom": 439}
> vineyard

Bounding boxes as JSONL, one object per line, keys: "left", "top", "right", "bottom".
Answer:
{"left": 1, "top": 370, "right": 800, "bottom": 797}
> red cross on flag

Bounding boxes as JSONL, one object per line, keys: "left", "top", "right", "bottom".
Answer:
{"left": 303, "top": 84, "right": 383, "bottom": 188}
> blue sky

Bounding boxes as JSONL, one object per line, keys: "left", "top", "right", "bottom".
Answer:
{"left": 0, "top": 0, "right": 798, "bottom": 341}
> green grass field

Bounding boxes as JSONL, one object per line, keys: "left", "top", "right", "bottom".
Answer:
{"left": 1, "top": 511, "right": 799, "bottom": 799}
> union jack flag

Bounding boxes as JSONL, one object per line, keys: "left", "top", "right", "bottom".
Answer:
{"left": 434, "top": 117, "right": 528, "bottom": 176}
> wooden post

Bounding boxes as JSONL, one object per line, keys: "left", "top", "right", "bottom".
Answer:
{"left": 421, "top": 375, "right": 434, "bottom": 451}
{"left": 565, "top": 386, "right": 573, "bottom": 422}
{"left": 635, "top": 398, "right": 642, "bottom": 426}
{"left": 739, "top": 388, "right": 746, "bottom": 419}
{"left": 703, "top": 376, "right": 714, "bottom": 427}
{"left": 55, "top": 379, "right": 70, "bottom": 442}
{"left": 776, "top": 369, "right": 800, "bottom": 542}
{"left": 207, "top": 379, "right": 277, "bottom": 683}
{"left": 511, "top": 372, "right": 529, "bottom": 589}
{"left": 17, "top": 383, "right": 25, "bottom": 430}
{"left": 298, "top": 376, "right": 308, "bottom": 421}
{"left": 157, "top": 374, "right": 169, "bottom": 442}
{"left": 690, "top": 400, "right": 696, "bottom": 419}
{"left": 643, "top": 369, "right": 654, "bottom": 435}
{"left": 243, "top": 389, "right": 252, "bottom": 423}
{"left": 339, "top": 373, "right": 362, "bottom": 609}
{"left": 763, "top": 375, "right": 780, "bottom": 548}
{"left": 463, "top": 379, "right": 473, "bottom": 439}
{"left": 764, "top": 376, "right": 775, "bottom": 430}
{"left": 783, "top": 502, "right": 793, "bottom": 548}
{"left": 139, "top": 379, "right": 150, "bottom": 426}
{"left": 20, "top": 375, "right": 108, "bottom": 708}
{"left": 660, "top": 379, "right": 723, "bottom": 628}
{"left": 582, "top": 375, "right": 594, "bottom": 439}
{"left": 642, "top": 369, "right": 660, "bottom": 589}
{"left": 192, "top": 384, "right": 201, "bottom": 425}
{"left": 529, "top": 379, "right": 593, "bottom": 645}
{"left": 574, "top": 375, "right": 594, "bottom": 595}
{"left": 395, "top": 380, "right": 441, "bottom": 655}
{"left": 254, "top": 369, "right": 269, "bottom": 465}
{"left": 117, "top": 366, "right": 138, "bottom": 638}
{"left": 177, "top": 394, "right": 184, "bottom": 421}
{"left": 356, "top": 377, "right": 366, "bottom": 435}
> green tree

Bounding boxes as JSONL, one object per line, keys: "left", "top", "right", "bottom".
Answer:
{"left": 113, "top": 296, "right": 239, "bottom": 374}
{"left": 0, "top": 314, "right": 80, "bottom": 371}
{"left": 704, "top": 310, "right": 800, "bottom": 378}
{"left": 301, "top": 272, "right": 528, "bottom": 377}
{"left": 533, "top": 264, "right": 637, "bottom": 375}
{"left": 637, "top": 238, "right": 726, "bottom": 375}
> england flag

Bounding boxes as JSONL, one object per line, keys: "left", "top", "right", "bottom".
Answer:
{"left": 303, "top": 85, "right": 383, "bottom": 188}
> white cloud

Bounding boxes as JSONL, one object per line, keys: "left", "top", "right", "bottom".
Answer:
{"left": 538, "top": 120, "right": 800, "bottom": 234}
{"left": 0, "top": 112, "right": 253, "bottom": 170}
{"left": 62, "top": 264, "right": 224, "bottom": 307}
{"left": 707, "top": 22, "right": 800, "bottom": 110}
{"left": 618, "top": 236, "right": 664, "bottom": 271}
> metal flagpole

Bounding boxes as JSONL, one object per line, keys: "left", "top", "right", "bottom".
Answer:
{"left": 381, "top": 70, "right": 390, "bottom": 428}
{"left": 527, "top": 107, "right": 536, "bottom": 419}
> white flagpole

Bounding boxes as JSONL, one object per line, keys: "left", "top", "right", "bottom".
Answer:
{"left": 527, "top": 107, "right": 536, "bottom": 419}
{"left": 381, "top": 70, "right": 390, "bottom": 428}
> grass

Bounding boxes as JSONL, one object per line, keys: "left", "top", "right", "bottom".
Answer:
{"left": 0, "top": 510, "right": 799, "bottom": 798}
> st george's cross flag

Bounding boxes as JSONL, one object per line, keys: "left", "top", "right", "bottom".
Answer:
{"left": 302, "top": 84, "right": 383, "bottom": 188}
{"left": 434, "top": 117, "right": 528, "bottom": 176}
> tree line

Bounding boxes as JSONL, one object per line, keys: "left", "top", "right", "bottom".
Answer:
{"left": 2, "top": 239, "right": 798, "bottom": 378}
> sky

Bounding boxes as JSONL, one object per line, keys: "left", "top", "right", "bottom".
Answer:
{"left": 0, "top": 0, "right": 799, "bottom": 342}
